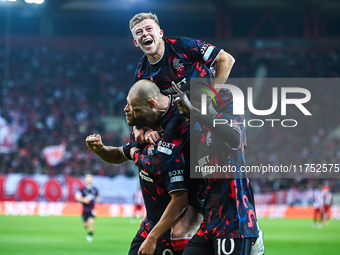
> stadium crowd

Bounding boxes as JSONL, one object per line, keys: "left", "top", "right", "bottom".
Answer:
{"left": 0, "top": 45, "right": 139, "bottom": 177}
{"left": 0, "top": 41, "right": 339, "bottom": 193}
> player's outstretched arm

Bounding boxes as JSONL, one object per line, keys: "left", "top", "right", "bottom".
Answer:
{"left": 138, "top": 190, "right": 188, "bottom": 255}
{"left": 86, "top": 134, "right": 128, "bottom": 164}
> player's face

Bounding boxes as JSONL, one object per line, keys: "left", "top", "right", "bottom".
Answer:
{"left": 124, "top": 96, "right": 147, "bottom": 126}
{"left": 85, "top": 174, "right": 92, "bottom": 186}
{"left": 124, "top": 96, "right": 155, "bottom": 126}
{"left": 132, "top": 19, "right": 164, "bottom": 59}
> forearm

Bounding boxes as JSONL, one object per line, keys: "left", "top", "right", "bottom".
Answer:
{"left": 147, "top": 191, "right": 188, "bottom": 241}
{"left": 94, "top": 146, "right": 128, "bottom": 164}
{"left": 75, "top": 196, "right": 86, "bottom": 203}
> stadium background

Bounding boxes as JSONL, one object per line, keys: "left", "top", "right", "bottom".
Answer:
{"left": 0, "top": 0, "right": 340, "bottom": 254}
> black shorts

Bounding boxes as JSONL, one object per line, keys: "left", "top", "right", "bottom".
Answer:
{"left": 183, "top": 234, "right": 254, "bottom": 255}
{"left": 128, "top": 235, "right": 174, "bottom": 255}
{"left": 82, "top": 210, "right": 95, "bottom": 222}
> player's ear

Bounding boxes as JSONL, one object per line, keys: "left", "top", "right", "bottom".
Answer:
{"left": 133, "top": 39, "right": 139, "bottom": 47}
{"left": 148, "top": 99, "right": 156, "bottom": 108}
{"left": 159, "top": 29, "right": 164, "bottom": 38}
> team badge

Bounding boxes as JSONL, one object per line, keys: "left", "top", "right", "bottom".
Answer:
{"left": 172, "top": 58, "right": 184, "bottom": 72}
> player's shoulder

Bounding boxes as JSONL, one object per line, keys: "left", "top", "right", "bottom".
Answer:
{"left": 164, "top": 36, "right": 199, "bottom": 47}
{"left": 76, "top": 187, "right": 86, "bottom": 195}
{"left": 78, "top": 186, "right": 86, "bottom": 191}
{"left": 213, "top": 88, "right": 233, "bottom": 110}
{"left": 135, "top": 55, "right": 149, "bottom": 68}
{"left": 161, "top": 102, "right": 187, "bottom": 125}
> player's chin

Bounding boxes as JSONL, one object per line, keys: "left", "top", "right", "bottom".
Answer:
{"left": 126, "top": 119, "right": 135, "bottom": 126}
{"left": 142, "top": 45, "right": 156, "bottom": 55}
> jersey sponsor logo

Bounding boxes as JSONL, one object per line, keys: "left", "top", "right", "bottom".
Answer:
{"left": 172, "top": 58, "right": 184, "bottom": 72}
{"left": 158, "top": 141, "right": 176, "bottom": 149}
{"left": 200, "top": 44, "right": 214, "bottom": 61}
{"left": 168, "top": 169, "right": 184, "bottom": 177}
{"left": 198, "top": 155, "right": 209, "bottom": 167}
{"left": 139, "top": 171, "right": 153, "bottom": 183}
{"left": 170, "top": 176, "right": 184, "bottom": 183}
{"left": 169, "top": 169, "right": 184, "bottom": 183}
{"left": 157, "top": 146, "right": 172, "bottom": 155}
{"left": 157, "top": 141, "right": 175, "bottom": 155}
{"left": 197, "top": 155, "right": 212, "bottom": 177}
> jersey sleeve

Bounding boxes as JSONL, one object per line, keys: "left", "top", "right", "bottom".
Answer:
{"left": 133, "top": 56, "right": 148, "bottom": 82}
{"left": 163, "top": 153, "right": 188, "bottom": 194}
{"left": 122, "top": 131, "right": 139, "bottom": 160}
{"left": 176, "top": 37, "right": 222, "bottom": 68}
{"left": 133, "top": 113, "right": 190, "bottom": 175}
{"left": 95, "top": 187, "right": 99, "bottom": 197}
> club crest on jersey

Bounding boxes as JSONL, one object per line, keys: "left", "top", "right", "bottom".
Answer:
{"left": 172, "top": 58, "right": 184, "bottom": 72}
{"left": 206, "top": 131, "right": 212, "bottom": 146}
{"left": 147, "top": 145, "right": 155, "bottom": 155}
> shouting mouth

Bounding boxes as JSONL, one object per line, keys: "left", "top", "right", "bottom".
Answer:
{"left": 143, "top": 39, "right": 153, "bottom": 47}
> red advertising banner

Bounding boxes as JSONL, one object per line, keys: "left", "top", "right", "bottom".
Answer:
{"left": 0, "top": 202, "right": 339, "bottom": 219}
{"left": 0, "top": 202, "right": 146, "bottom": 217}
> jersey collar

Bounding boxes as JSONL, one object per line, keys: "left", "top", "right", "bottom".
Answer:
{"left": 159, "top": 95, "right": 172, "bottom": 119}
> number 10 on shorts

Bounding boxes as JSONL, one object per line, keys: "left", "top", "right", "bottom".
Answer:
{"left": 217, "top": 238, "right": 235, "bottom": 255}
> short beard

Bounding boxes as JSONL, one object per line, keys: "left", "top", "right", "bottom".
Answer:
{"left": 127, "top": 117, "right": 147, "bottom": 127}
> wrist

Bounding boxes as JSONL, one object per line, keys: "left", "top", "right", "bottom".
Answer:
{"left": 133, "top": 149, "right": 139, "bottom": 159}
{"left": 130, "top": 148, "right": 140, "bottom": 159}
{"left": 93, "top": 145, "right": 104, "bottom": 153}
{"left": 146, "top": 232, "right": 159, "bottom": 242}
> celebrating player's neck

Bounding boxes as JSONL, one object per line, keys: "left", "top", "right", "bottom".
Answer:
{"left": 146, "top": 40, "right": 165, "bottom": 64}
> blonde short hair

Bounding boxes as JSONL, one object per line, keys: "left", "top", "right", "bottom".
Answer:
{"left": 129, "top": 12, "right": 160, "bottom": 32}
